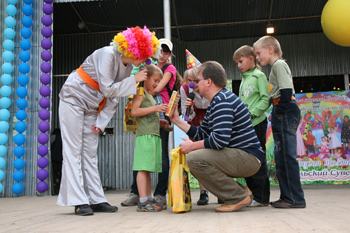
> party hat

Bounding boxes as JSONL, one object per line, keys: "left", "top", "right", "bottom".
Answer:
{"left": 186, "top": 49, "right": 201, "bottom": 69}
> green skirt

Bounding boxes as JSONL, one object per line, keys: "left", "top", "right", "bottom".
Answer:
{"left": 133, "top": 134, "right": 162, "bottom": 173}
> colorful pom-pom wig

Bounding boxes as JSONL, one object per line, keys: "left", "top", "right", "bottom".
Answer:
{"left": 111, "top": 26, "right": 160, "bottom": 60}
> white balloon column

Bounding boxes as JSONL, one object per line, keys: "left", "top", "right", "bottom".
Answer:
{"left": 37, "top": 0, "right": 53, "bottom": 193}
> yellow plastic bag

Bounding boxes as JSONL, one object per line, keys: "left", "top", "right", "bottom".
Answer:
{"left": 168, "top": 147, "right": 192, "bottom": 212}
{"left": 123, "top": 95, "right": 137, "bottom": 133}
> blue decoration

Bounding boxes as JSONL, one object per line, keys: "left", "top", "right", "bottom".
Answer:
{"left": 0, "top": 145, "right": 7, "bottom": 157}
{"left": 12, "top": 182, "right": 24, "bottom": 194}
{"left": 0, "top": 97, "right": 11, "bottom": 109}
{"left": 15, "top": 122, "right": 27, "bottom": 133}
{"left": 0, "top": 133, "right": 8, "bottom": 145}
{"left": 17, "top": 99, "right": 28, "bottom": 110}
{"left": 1, "top": 74, "right": 12, "bottom": 85}
{"left": 19, "top": 51, "right": 30, "bottom": 62}
{"left": 17, "top": 74, "right": 29, "bottom": 86}
{"left": 13, "top": 170, "right": 24, "bottom": 182}
{"left": 0, "top": 122, "right": 9, "bottom": 133}
{"left": 18, "top": 63, "right": 30, "bottom": 74}
{"left": 14, "top": 146, "right": 25, "bottom": 158}
{"left": 0, "top": 157, "right": 6, "bottom": 169}
{"left": 1, "top": 63, "right": 13, "bottom": 74}
{"left": 0, "top": 86, "right": 11, "bottom": 97}
{"left": 7, "top": 0, "right": 18, "bottom": 4}
{"left": 4, "top": 28, "right": 15, "bottom": 39}
{"left": 0, "top": 183, "right": 3, "bottom": 193}
{"left": 22, "top": 16, "right": 32, "bottom": 27}
{"left": 2, "top": 51, "right": 14, "bottom": 62}
{"left": 22, "top": 5, "right": 33, "bottom": 16}
{"left": 3, "top": 39, "right": 15, "bottom": 51}
{"left": 5, "top": 16, "right": 16, "bottom": 28}
{"left": 16, "top": 110, "right": 27, "bottom": 121}
{"left": 0, "top": 109, "right": 10, "bottom": 121}
{"left": 6, "top": 5, "right": 17, "bottom": 16}
{"left": 19, "top": 39, "right": 31, "bottom": 51}
{"left": 20, "top": 28, "right": 32, "bottom": 39}
{"left": 23, "top": 0, "right": 33, "bottom": 4}
{"left": 14, "top": 134, "right": 25, "bottom": 146}
{"left": 16, "top": 87, "right": 28, "bottom": 98}
{"left": 0, "top": 170, "right": 4, "bottom": 181}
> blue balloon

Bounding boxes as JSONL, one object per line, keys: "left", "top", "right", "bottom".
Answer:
{"left": 23, "top": 0, "right": 33, "bottom": 4}
{"left": 0, "top": 183, "right": 3, "bottom": 193}
{"left": 17, "top": 99, "right": 28, "bottom": 110}
{"left": 17, "top": 75, "right": 29, "bottom": 86}
{"left": 5, "top": 16, "right": 16, "bottom": 28}
{"left": 18, "top": 63, "right": 30, "bottom": 74}
{"left": 22, "top": 5, "right": 33, "bottom": 16}
{"left": 6, "top": 5, "right": 17, "bottom": 16}
{"left": 1, "top": 63, "right": 13, "bottom": 74}
{"left": 20, "top": 39, "right": 31, "bottom": 51}
{"left": 0, "top": 122, "right": 9, "bottom": 133}
{"left": 7, "top": 0, "right": 18, "bottom": 4}
{"left": 13, "top": 158, "right": 25, "bottom": 169}
{"left": 3, "top": 39, "right": 15, "bottom": 51}
{"left": 15, "top": 122, "right": 27, "bottom": 133}
{"left": 20, "top": 28, "right": 32, "bottom": 39}
{"left": 13, "top": 170, "right": 25, "bottom": 182}
{"left": 16, "top": 110, "right": 27, "bottom": 121}
{"left": 19, "top": 51, "right": 30, "bottom": 62}
{"left": 2, "top": 51, "right": 14, "bottom": 62}
{"left": 22, "top": 16, "right": 32, "bottom": 27}
{"left": 1, "top": 74, "right": 12, "bottom": 85}
{"left": 16, "top": 87, "right": 28, "bottom": 98}
{"left": 0, "top": 86, "right": 12, "bottom": 97}
{"left": 4, "top": 28, "right": 15, "bottom": 39}
{"left": 14, "top": 146, "right": 25, "bottom": 158}
{"left": 12, "top": 183, "right": 23, "bottom": 194}
{"left": 0, "top": 145, "right": 7, "bottom": 157}
{"left": 0, "top": 157, "right": 6, "bottom": 169}
{"left": 0, "top": 109, "right": 10, "bottom": 121}
{"left": 0, "top": 97, "right": 11, "bottom": 109}
{"left": 0, "top": 133, "right": 8, "bottom": 145}
{"left": 14, "top": 134, "right": 25, "bottom": 145}
{"left": 0, "top": 170, "right": 4, "bottom": 181}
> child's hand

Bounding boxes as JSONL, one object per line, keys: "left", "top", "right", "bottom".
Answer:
{"left": 155, "top": 104, "right": 168, "bottom": 113}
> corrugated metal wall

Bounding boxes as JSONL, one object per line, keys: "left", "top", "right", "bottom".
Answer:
{"left": 1, "top": 1, "right": 51, "bottom": 197}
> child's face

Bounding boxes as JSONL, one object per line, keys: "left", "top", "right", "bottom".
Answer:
{"left": 345, "top": 116, "right": 349, "bottom": 122}
{"left": 158, "top": 49, "right": 172, "bottom": 64}
{"left": 321, "top": 137, "right": 326, "bottom": 142}
{"left": 254, "top": 46, "right": 271, "bottom": 66}
{"left": 146, "top": 73, "right": 162, "bottom": 91}
{"left": 330, "top": 127, "right": 334, "bottom": 133}
{"left": 308, "top": 131, "right": 312, "bottom": 135}
{"left": 187, "top": 75, "right": 199, "bottom": 91}
{"left": 234, "top": 56, "right": 254, "bottom": 73}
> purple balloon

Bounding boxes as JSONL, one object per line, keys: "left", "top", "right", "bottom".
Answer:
{"left": 37, "top": 169, "right": 49, "bottom": 180}
{"left": 41, "top": 39, "right": 52, "bottom": 50}
{"left": 40, "top": 74, "right": 51, "bottom": 85}
{"left": 41, "top": 27, "right": 52, "bottom": 38}
{"left": 44, "top": 0, "right": 54, "bottom": 3}
{"left": 39, "top": 97, "right": 50, "bottom": 108}
{"left": 346, "top": 148, "right": 350, "bottom": 154}
{"left": 38, "top": 109, "right": 50, "bottom": 121}
{"left": 347, "top": 92, "right": 350, "bottom": 99}
{"left": 37, "top": 157, "right": 49, "bottom": 168}
{"left": 43, "top": 4, "right": 53, "bottom": 15}
{"left": 36, "top": 181, "right": 48, "bottom": 193}
{"left": 40, "top": 62, "right": 52, "bottom": 73}
{"left": 41, "top": 15, "right": 52, "bottom": 26}
{"left": 38, "top": 133, "right": 49, "bottom": 144}
{"left": 40, "top": 86, "right": 51, "bottom": 97}
{"left": 314, "top": 149, "right": 320, "bottom": 156}
{"left": 41, "top": 50, "right": 52, "bottom": 61}
{"left": 37, "top": 145, "right": 48, "bottom": 156}
{"left": 38, "top": 121, "right": 50, "bottom": 133}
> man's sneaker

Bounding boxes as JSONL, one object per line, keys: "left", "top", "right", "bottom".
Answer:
{"left": 197, "top": 190, "right": 209, "bottom": 205}
{"left": 270, "top": 199, "right": 306, "bottom": 208}
{"left": 249, "top": 199, "right": 269, "bottom": 207}
{"left": 75, "top": 204, "right": 94, "bottom": 216}
{"left": 153, "top": 195, "right": 167, "bottom": 210}
{"left": 121, "top": 193, "right": 139, "bottom": 206}
{"left": 151, "top": 200, "right": 163, "bottom": 211}
{"left": 90, "top": 202, "right": 118, "bottom": 212}
{"left": 137, "top": 200, "right": 162, "bottom": 212}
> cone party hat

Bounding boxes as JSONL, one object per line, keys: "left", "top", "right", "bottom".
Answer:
{"left": 186, "top": 49, "right": 201, "bottom": 69}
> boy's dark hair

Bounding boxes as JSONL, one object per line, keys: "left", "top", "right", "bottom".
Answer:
{"left": 197, "top": 61, "right": 227, "bottom": 88}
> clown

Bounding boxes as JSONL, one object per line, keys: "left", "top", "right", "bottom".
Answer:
{"left": 57, "top": 26, "right": 159, "bottom": 216}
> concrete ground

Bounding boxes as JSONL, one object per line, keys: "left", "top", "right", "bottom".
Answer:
{"left": 0, "top": 185, "right": 349, "bottom": 233}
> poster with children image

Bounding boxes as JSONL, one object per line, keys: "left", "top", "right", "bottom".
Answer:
{"left": 266, "top": 91, "right": 350, "bottom": 185}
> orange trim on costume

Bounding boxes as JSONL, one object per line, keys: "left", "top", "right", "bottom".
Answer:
{"left": 76, "top": 66, "right": 106, "bottom": 115}
{"left": 272, "top": 96, "right": 295, "bottom": 106}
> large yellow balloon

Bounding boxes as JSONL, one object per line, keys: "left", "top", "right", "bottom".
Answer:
{"left": 321, "top": 0, "right": 350, "bottom": 47}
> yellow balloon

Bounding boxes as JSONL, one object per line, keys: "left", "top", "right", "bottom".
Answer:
{"left": 321, "top": 0, "right": 350, "bottom": 47}
{"left": 306, "top": 93, "right": 313, "bottom": 98}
